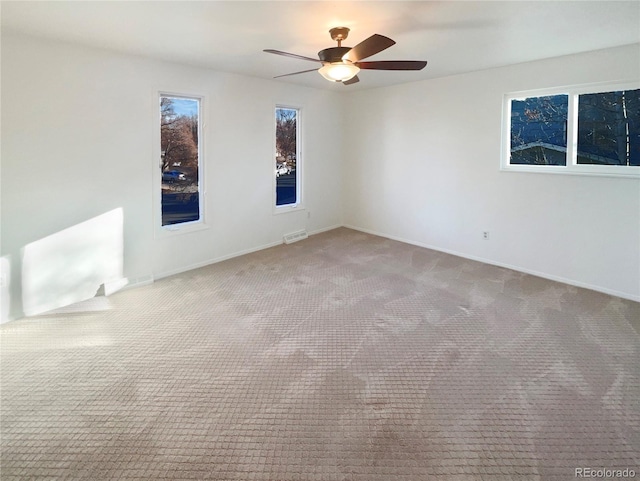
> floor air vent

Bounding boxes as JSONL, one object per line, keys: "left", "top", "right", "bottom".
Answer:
{"left": 283, "top": 230, "right": 308, "bottom": 244}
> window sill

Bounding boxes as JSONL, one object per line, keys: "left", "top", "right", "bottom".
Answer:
{"left": 155, "top": 220, "right": 210, "bottom": 239}
{"left": 500, "top": 164, "right": 640, "bottom": 178}
{"left": 273, "top": 204, "right": 305, "bottom": 215}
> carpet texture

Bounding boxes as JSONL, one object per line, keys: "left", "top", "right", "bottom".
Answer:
{"left": 1, "top": 227, "right": 639, "bottom": 480}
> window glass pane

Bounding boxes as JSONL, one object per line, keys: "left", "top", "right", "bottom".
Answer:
{"left": 577, "top": 89, "right": 640, "bottom": 166}
{"left": 160, "top": 96, "right": 200, "bottom": 226}
{"left": 275, "top": 108, "right": 298, "bottom": 206}
{"left": 510, "top": 94, "right": 568, "bottom": 165}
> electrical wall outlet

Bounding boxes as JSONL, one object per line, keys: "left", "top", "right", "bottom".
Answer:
{"left": 483, "top": 231, "right": 490, "bottom": 240}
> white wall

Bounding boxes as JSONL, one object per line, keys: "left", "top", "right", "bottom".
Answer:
{"left": 343, "top": 44, "right": 640, "bottom": 301}
{"left": 1, "top": 33, "right": 344, "bottom": 321}
{"left": 3, "top": 34, "right": 638, "bottom": 322}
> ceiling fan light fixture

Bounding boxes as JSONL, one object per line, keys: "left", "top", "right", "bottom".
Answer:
{"left": 265, "top": 28, "right": 427, "bottom": 86}
{"left": 318, "top": 62, "right": 360, "bottom": 82}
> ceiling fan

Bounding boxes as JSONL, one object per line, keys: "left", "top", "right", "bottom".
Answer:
{"left": 264, "top": 27, "right": 427, "bottom": 85}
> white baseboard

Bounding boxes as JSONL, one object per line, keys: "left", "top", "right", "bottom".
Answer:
{"left": 154, "top": 239, "right": 284, "bottom": 281}
{"left": 308, "top": 223, "right": 343, "bottom": 236}
{"left": 343, "top": 224, "right": 640, "bottom": 303}
{"left": 154, "top": 225, "right": 346, "bottom": 282}
{"left": 155, "top": 224, "right": 346, "bottom": 281}
{"left": 123, "top": 274, "right": 154, "bottom": 290}
{"left": 103, "top": 277, "right": 129, "bottom": 296}
{"left": 123, "top": 222, "right": 638, "bottom": 303}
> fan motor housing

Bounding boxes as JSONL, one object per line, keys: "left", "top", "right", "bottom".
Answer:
{"left": 318, "top": 47, "right": 351, "bottom": 63}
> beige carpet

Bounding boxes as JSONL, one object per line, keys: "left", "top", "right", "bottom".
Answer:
{"left": 1, "top": 227, "right": 639, "bottom": 480}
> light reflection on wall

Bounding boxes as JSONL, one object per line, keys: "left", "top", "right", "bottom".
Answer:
{"left": 21, "top": 208, "right": 127, "bottom": 317}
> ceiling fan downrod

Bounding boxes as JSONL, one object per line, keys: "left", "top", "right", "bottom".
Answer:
{"left": 329, "top": 27, "right": 350, "bottom": 47}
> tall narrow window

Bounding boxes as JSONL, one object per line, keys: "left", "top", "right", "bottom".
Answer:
{"left": 160, "top": 95, "right": 201, "bottom": 226}
{"left": 275, "top": 107, "right": 300, "bottom": 207}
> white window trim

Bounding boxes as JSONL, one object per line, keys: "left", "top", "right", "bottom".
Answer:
{"left": 501, "top": 80, "right": 640, "bottom": 178}
{"left": 273, "top": 104, "right": 304, "bottom": 214}
{"left": 153, "top": 91, "right": 209, "bottom": 238}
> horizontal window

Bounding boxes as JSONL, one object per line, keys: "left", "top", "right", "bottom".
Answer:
{"left": 502, "top": 83, "right": 640, "bottom": 177}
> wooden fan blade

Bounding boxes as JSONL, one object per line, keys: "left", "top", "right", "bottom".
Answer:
{"left": 342, "top": 75, "right": 360, "bottom": 85}
{"left": 356, "top": 60, "right": 427, "bottom": 71}
{"left": 273, "top": 69, "right": 319, "bottom": 79}
{"left": 343, "top": 34, "right": 396, "bottom": 63}
{"left": 263, "top": 49, "right": 322, "bottom": 63}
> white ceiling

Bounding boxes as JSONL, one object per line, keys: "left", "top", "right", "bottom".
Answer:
{"left": 2, "top": 1, "right": 639, "bottom": 91}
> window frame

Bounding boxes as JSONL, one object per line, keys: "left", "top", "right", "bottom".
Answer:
{"left": 154, "top": 91, "right": 208, "bottom": 238}
{"left": 273, "top": 104, "right": 304, "bottom": 214}
{"left": 501, "top": 81, "right": 640, "bottom": 178}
